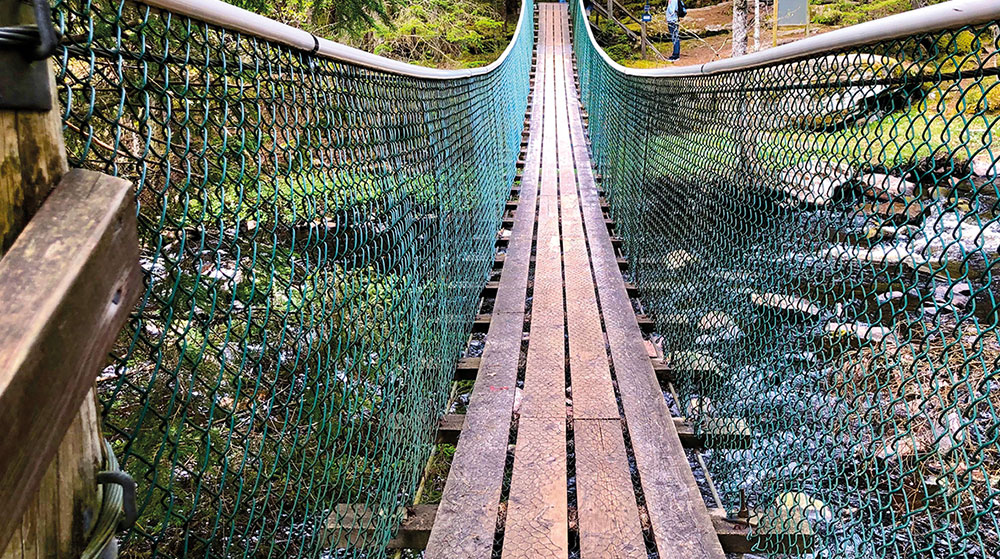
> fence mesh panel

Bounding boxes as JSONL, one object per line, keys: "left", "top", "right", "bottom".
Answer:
{"left": 572, "top": 2, "right": 999, "bottom": 557}
{"left": 51, "top": 0, "right": 532, "bottom": 555}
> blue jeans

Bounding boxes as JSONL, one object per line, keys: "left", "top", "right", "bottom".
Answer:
{"left": 668, "top": 21, "right": 680, "bottom": 58}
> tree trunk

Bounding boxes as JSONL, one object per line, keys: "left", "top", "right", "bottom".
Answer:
{"left": 732, "top": 0, "right": 748, "bottom": 57}
{"left": 753, "top": 0, "right": 760, "bottom": 52}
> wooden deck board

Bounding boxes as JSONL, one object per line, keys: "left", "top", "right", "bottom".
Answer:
{"left": 574, "top": 420, "right": 647, "bottom": 559}
{"left": 423, "top": 3, "right": 546, "bottom": 553}
{"left": 562, "top": 5, "right": 726, "bottom": 555}
{"left": 502, "top": 9, "right": 569, "bottom": 559}
{"left": 501, "top": 416, "right": 568, "bottom": 559}
{"left": 427, "top": 5, "right": 725, "bottom": 559}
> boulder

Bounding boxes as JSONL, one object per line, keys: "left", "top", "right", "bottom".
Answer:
{"left": 971, "top": 153, "right": 998, "bottom": 178}
{"left": 860, "top": 173, "right": 917, "bottom": 200}
{"left": 777, "top": 159, "right": 856, "bottom": 208}
{"left": 750, "top": 292, "right": 822, "bottom": 320}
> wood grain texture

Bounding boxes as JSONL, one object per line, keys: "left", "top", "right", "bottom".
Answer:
{"left": 423, "top": 9, "right": 546, "bottom": 553}
{"left": 574, "top": 419, "right": 646, "bottom": 559}
{"left": 0, "top": 169, "right": 141, "bottom": 554}
{"left": 561, "top": 5, "right": 725, "bottom": 555}
{"left": 501, "top": 415, "right": 568, "bottom": 559}
{"left": 429, "top": 6, "right": 725, "bottom": 558}
{"left": 0, "top": 2, "right": 67, "bottom": 257}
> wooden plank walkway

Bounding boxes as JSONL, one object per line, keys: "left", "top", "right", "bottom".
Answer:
{"left": 425, "top": 5, "right": 726, "bottom": 559}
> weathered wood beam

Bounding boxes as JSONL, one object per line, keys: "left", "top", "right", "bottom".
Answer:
{"left": 454, "top": 357, "right": 480, "bottom": 381}
{"left": 436, "top": 413, "right": 751, "bottom": 450}
{"left": 0, "top": 169, "right": 142, "bottom": 552}
{"left": 481, "top": 281, "right": 499, "bottom": 298}
{"left": 327, "top": 504, "right": 813, "bottom": 554}
{"left": 471, "top": 314, "right": 491, "bottom": 333}
{"left": 711, "top": 513, "right": 815, "bottom": 554}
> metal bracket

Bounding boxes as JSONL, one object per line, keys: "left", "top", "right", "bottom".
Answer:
{"left": 0, "top": 52, "right": 52, "bottom": 110}
{"left": 0, "top": 0, "right": 60, "bottom": 110}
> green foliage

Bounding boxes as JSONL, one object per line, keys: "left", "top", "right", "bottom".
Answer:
{"left": 360, "top": 0, "right": 514, "bottom": 67}
{"left": 226, "top": 0, "right": 398, "bottom": 38}
{"left": 812, "top": 0, "right": 947, "bottom": 27}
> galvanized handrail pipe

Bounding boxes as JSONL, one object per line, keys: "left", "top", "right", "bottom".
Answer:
{"left": 137, "top": 0, "right": 532, "bottom": 79}
{"left": 573, "top": 0, "right": 1000, "bottom": 77}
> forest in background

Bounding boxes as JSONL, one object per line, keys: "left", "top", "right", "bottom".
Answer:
{"left": 228, "top": 0, "right": 521, "bottom": 68}
{"left": 591, "top": 0, "right": 952, "bottom": 68}
{"left": 224, "top": 0, "right": 952, "bottom": 70}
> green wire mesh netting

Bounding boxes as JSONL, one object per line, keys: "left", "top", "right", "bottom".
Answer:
{"left": 572, "top": 1, "right": 999, "bottom": 557}
{"left": 51, "top": 0, "right": 533, "bottom": 555}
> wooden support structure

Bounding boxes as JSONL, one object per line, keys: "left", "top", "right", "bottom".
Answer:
{"left": 422, "top": 6, "right": 733, "bottom": 559}
{"left": 331, "top": 503, "right": 813, "bottom": 554}
{"left": 436, "top": 413, "right": 751, "bottom": 450}
{"left": 0, "top": 1, "right": 142, "bottom": 555}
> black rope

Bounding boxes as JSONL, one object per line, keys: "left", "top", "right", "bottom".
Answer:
{"left": 0, "top": 25, "right": 39, "bottom": 50}
{"left": 0, "top": 0, "right": 60, "bottom": 59}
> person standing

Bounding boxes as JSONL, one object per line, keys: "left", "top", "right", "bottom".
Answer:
{"left": 666, "top": 0, "right": 680, "bottom": 61}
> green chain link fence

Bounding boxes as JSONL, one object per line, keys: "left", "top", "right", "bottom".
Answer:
{"left": 572, "top": 1, "right": 999, "bottom": 557}
{"left": 51, "top": 0, "right": 532, "bottom": 555}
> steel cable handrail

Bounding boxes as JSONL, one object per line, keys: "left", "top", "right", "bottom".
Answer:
{"left": 135, "top": 0, "right": 533, "bottom": 79}
{"left": 575, "top": 0, "right": 1000, "bottom": 76}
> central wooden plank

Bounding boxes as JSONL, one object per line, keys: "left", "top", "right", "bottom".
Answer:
{"left": 559, "top": 3, "right": 727, "bottom": 557}
{"left": 502, "top": 6, "right": 568, "bottom": 559}
{"left": 552, "top": 10, "right": 646, "bottom": 558}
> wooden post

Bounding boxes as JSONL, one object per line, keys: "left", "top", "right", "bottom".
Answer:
{"left": 0, "top": 0, "right": 66, "bottom": 252}
{"left": 0, "top": 1, "right": 140, "bottom": 557}
{"left": 772, "top": 0, "right": 779, "bottom": 47}
{"left": 754, "top": 0, "right": 760, "bottom": 51}
{"left": 640, "top": 19, "right": 648, "bottom": 59}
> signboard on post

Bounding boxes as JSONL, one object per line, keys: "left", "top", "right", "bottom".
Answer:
{"left": 777, "top": 0, "right": 809, "bottom": 26}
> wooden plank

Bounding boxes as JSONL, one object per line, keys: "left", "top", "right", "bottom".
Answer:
{"left": 553, "top": 8, "right": 617, "bottom": 421}
{"left": 574, "top": 420, "right": 646, "bottom": 559}
{"left": 501, "top": 10, "right": 568, "bottom": 559}
{"left": 501, "top": 416, "right": 568, "bottom": 559}
{"left": 328, "top": 504, "right": 438, "bottom": 550}
{"left": 519, "top": 197, "right": 564, "bottom": 417}
{"left": 425, "top": 314, "right": 522, "bottom": 557}
{"left": 562, "top": 235, "right": 619, "bottom": 419}
{"left": 455, "top": 357, "right": 481, "bottom": 381}
{"left": 711, "top": 513, "right": 815, "bottom": 554}
{"left": 673, "top": 418, "right": 753, "bottom": 449}
{"left": 518, "top": 4, "right": 564, "bottom": 419}
{"left": 331, "top": 504, "right": 810, "bottom": 555}
{"left": 437, "top": 414, "right": 751, "bottom": 450}
{"left": 557, "top": 4, "right": 726, "bottom": 557}
{"left": 423, "top": 4, "right": 547, "bottom": 555}
{"left": 472, "top": 314, "right": 492, "bottom": 333}
{"left": 437, "top": 414, "right": 465, "bottom": 445}
{"left": 0, "top": 169, "right": 141, "bottom": 551}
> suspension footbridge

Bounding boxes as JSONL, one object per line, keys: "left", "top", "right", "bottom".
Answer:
{"left": 1, "top": 0, "right": 999, "bottom": 557}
